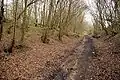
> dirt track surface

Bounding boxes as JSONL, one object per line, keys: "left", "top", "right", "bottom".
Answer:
{"left": 1, "top": 34, "right": 119, "bottom": 80}
{"left": 47, "top": 35, "right": 95, "bottom": 80}
{"left": 0, "top": 34, "right": 96, "bottom": 80}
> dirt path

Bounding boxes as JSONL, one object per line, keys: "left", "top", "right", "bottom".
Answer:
{"left": 0, "top": 35, "right": 95, "bottom": 80}
{"left": 73, "top": 35, "right": 94, "bottom": 80}
{"left": 47, "top": 35, "right": 95, "bottom": 80}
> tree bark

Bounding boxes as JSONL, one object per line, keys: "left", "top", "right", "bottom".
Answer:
{"left": 20, "top": 0, "right": 28, "bottom": 45}
{"left": 0, "top": 0, "right": 4, "bottom": 41}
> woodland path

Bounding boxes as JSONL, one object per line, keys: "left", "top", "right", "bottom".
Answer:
{"left": 0, "top": 35, "right": 95, "bottom": 80}
{"left": 49, "top": 35, "right": 95, "bottom": 80}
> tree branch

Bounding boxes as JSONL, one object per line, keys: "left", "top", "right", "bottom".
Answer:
{"left": 17, "top": 0, "right": 42, "bottom": 20}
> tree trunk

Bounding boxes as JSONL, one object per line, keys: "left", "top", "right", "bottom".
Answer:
{"left": 101, "top": 22, "right": 108, "bottom": 35}
{"left": 9, "top": 0, "right": 18, "bottom": 53}
{"left": 58, "top": 27, "right": 62, "bottom": 41}
{"left": 6, "top": 0, "right": 8, "bottom": 18}
{"left": 34, "top": 2, "right": 38, "bottom": 27}
{"left": 41, "top": 0, "right": 53, "bottom": 43}
{"left": 58, "top": 0, "right": 62, "bottom": 41}
{"left": 0, "top": 0, "right": 4, "bottom": 41}
{"left": 20, "top": 0, "right": 28, "bottom": 45}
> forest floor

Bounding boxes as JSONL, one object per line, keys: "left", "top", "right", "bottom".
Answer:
{"left": 0, "top": 30, "right": 81, "bottom": 80}
{"left": 0, "top": 31, "right": 120, "bottom": 80}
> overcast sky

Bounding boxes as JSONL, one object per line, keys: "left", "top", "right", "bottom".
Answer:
{"left": 84, "top": 0, "right": 94, "bottom": 25}
{"left": 4, "top": 0, "right": 12, "bottom": 4}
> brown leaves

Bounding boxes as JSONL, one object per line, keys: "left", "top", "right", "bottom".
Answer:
{"left": 0, "top": 33, "right": 78, "bottom": 80}
{"left": 87, "top": 38, "right": 120, "bottom": 80}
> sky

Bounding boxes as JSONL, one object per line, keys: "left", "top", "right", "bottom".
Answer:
{"left": 4, "top": 0, "right": 12, "bottom": 4}
{"left": 84, "top": 11, "right": 93, "bottom": 25}
{"left": 84, "top": 0, "right": 94, "bottom": 25}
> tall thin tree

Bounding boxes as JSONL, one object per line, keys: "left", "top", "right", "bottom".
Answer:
{"left": 0, "top": 0, "right": 4, "bottom": 41}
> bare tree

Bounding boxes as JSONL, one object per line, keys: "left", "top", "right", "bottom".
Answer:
{"left": 0, "top": 0, "right": 4, "bottom": 41}
{"left": 20, "top": 0, "right": 28, "bottom": 45}
{"left": 34, "top": 1, "right": 38, "bottom": 27}
{"left": 91, "top": 0, "right": 120, "bottom": 36}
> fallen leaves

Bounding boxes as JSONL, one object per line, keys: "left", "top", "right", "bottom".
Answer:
{"left": 87, "top": 36, "right": 120, "bottom": 80}
{"left": 0, "top": 33, "right": 79, "bottom": 80}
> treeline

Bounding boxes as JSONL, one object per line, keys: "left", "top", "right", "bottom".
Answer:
{"left": 0, "top": 0, "right": 86, "bottom": 53}
{"left": 91, "top": 0, "right": 120, "bottom": 36}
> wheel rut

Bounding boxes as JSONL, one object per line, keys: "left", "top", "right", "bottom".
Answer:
{"left": 43, "top": 35, "right": 95, "bottom": 80}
